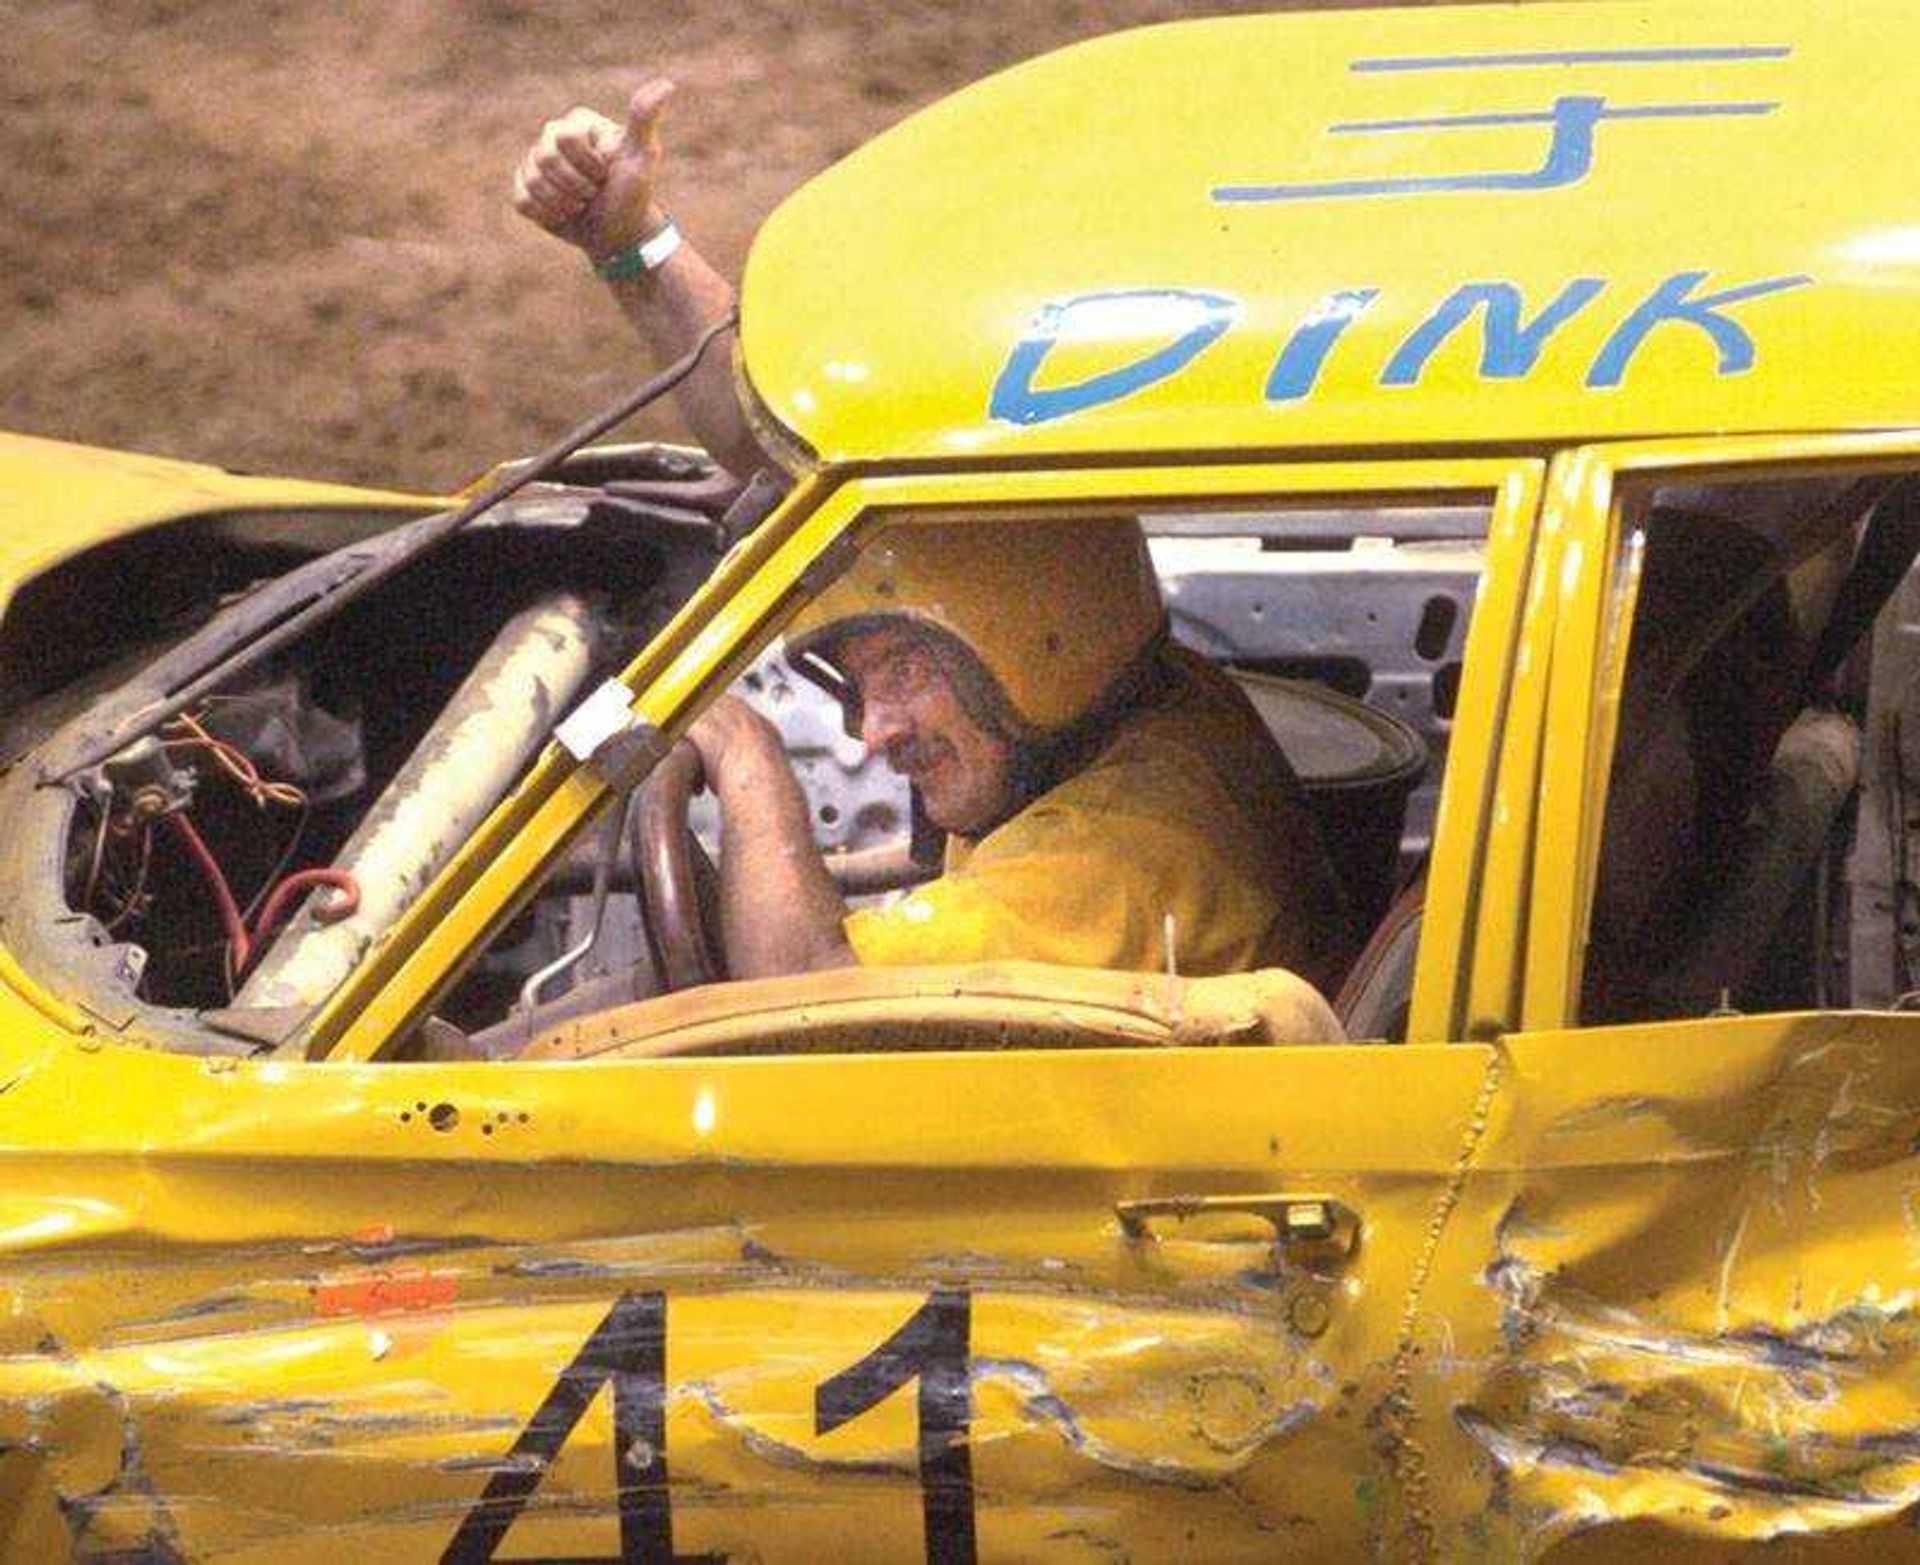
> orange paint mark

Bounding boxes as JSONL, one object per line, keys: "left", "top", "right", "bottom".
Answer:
{"left": 314, "top": 1267, "right": 457, "bottom": 1318}
{"left": 350, "top": 1221, "right": 396, "bottom": 1246}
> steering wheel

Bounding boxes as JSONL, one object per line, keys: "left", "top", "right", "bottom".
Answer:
{"left": 633, "top": 740, "right": 725, "bottom": 991}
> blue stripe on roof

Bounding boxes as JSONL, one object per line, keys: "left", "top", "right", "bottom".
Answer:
{"left": 1331, "top": 101, "right": 1778, "bottom": 134}
{"left": 1351, "top": 46, "right": 1791, "bottom": 72}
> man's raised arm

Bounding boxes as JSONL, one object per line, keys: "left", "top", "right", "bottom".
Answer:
{"left": 511, "top": 80, "right": 766, "bottom": 479}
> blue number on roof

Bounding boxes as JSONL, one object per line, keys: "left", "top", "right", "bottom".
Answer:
{"left": 1213, "top": 47, "right": 1788, "bottom": 203}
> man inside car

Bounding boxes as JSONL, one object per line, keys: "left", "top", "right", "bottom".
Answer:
{"left": 511, "top": 82, "right": 1349, "bottom": 989}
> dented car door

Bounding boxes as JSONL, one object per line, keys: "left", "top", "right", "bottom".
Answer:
{"left": 0, "top": 1005, "right": 1500, "bottom": 1560}
{"left": 1401, "top": 434, "right": 1920, "bottom": 1557}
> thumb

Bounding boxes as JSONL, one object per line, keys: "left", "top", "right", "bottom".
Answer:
{"left": 625, "top": 77, "right": 677, "bottom": 154}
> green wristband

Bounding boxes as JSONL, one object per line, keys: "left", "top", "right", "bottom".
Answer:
{"left": 592, "top": 219, "right": 683, "bottom": 282}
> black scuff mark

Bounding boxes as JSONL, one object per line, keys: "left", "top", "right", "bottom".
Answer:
{"left": 342, "top": 1233, "right": 494, "bottom": 1265}
{"left": 1482, "top": 1252, "right": 1542, "bottom": 1356}
{"left": 493, "top": 1256, "right": 620, "bottom": 1279}
{"left": 439, "top": 1449, "right": 549, "bottom": 1476}
{"left": 491, "top": 1246, "right": 825, "bottom": 1291}
{"left": 69, "top": 1543, "right": 184, "bottom": 1565}
{"left": 676, "top": 1380, "right": 905, "bottom": 1479}
{"left": 1720, "top": 1322, "right": 1860, "bottom": 1376}
{"left": 1219, "top": 1471, "right": 1320, "bottom": 1535}
{"left": 287, "top": 1231, "right": 496, "bottom": 1265}
{"left": 973, "top": 1355, "right": 1313, "bottom": 1486}
{"left": 1684, "top": 1458, "right": 1888, "bottom": 1505}
{"left": 972, "top": 1356, "right": 1090, "bottom": 1451}
{"left": 210, "top": 1398, "right": 330, "bottom": 1424}
{"left": 111, "top": 1293, "right": 255, "bottom": 1333}
{"left": 1041, "top": 1526, "right": 1129, "bottom": 1560}
{"left": 1481, "top": 1232, "right": 1903, "bottom": 1376}
{"left": 1461, "top": 1404, "right": 1908, "bottom": 1510}
{"left": 1455, "top": 1405, "right": 1621, "bottom": 1478}
{"left": 1539, "top": 1094, "right": 1683, "bottom": 1139}
{"left": 209, "top": 1401, "right": 520, "bottom": 1454}
{"left": 676, "top": 1361, "right": 1280, "bottom": 1489}
{"left": 491, "top": 1244, "right": 1145, "bottom": 1311}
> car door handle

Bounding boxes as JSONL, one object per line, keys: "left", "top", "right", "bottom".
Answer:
{"left": 1115, "top": 1194, "right": 1361, "bottom": 1267}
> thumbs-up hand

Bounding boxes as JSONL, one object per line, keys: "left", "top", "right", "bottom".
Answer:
{"left": 512, "top": 79, "right": 677, "bottom": 260}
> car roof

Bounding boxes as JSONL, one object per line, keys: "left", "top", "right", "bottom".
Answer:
{"left": 740, "top": 0, "right": 1920, "bottom": 469}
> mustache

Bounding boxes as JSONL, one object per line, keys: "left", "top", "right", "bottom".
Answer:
{"left": 885, "top": 735, "right": 946, "bottom": 773}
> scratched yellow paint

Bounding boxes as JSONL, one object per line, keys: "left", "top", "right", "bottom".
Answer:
{"left": 1412, "top": 1011, "right": 1920, "bottom": 1557}
{"left": 0, "top": 1002, "right": 1497, "bottom": 1558}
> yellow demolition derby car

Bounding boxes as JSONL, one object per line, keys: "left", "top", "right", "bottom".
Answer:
{"left": 7, "top": 1, "right": 1920, "bottom": 1558}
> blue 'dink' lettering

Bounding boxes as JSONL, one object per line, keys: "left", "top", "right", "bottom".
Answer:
{"left": 1212, "top": 95, "right": 1776, "bottom": 203}
{"left": 1381, "top": 279, "right": 1605, "bottom": 386}
{"left": 988, "top": 289, "right": 1239, "bottom": 426}
{"left": 1266, "top": 288, "right": 1380, "bottom": 402}
{"left": 1588, "top": 270, "right": 1812, "bottom": 388}
{"left": 989, "top": 267, "right": 1812, "bottom": 427}
{"left": 1350, "top": 46, "right": 1791, "bottom": 73}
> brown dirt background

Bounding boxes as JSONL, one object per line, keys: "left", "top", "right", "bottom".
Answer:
{"left": 3, "top": 0, "right": 1474, "bottom": 493}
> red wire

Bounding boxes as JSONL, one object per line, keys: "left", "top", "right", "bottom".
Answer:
{"left": 165, "top": 813, "right": 251, "bottom": 974}
{"left": 167, "top": 814, "right": 361, "bottom": 985}
{"left": 249, "top": 868, "right": 360, "bottom": 954}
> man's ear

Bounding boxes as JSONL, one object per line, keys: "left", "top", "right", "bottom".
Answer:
{"left": 926, "top": 628, "right": 1027, "bottom": 743}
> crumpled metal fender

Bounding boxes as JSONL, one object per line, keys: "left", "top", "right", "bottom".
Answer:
{"left": 1406, "top": 1012, "right": 1920, "bottom": 1559}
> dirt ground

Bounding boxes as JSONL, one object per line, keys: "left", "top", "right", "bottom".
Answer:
{"left": 1, "top": 0, "right": 1473, "bottom": 493}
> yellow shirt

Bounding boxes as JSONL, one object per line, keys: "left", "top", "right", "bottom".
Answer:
{"left": 843, "top": 648, "right": 1348, "bottom": 988}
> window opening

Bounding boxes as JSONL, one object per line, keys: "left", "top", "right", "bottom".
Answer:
{"left": 1583, "top": 471, "right": 1920, "bottom": 1023}
{"left": 422, "top": 499, "right": 1489, "bottom": 1057}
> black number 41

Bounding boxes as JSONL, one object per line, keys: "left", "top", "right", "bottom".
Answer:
{"left": 443, "top": 1287, "right": 976, "bottom": 1565}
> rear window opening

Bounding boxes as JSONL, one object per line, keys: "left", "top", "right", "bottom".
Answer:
{"left": 1583, "top": 470, "right": 1920, "bottom": 1023}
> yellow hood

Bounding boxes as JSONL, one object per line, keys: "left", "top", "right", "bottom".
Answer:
{"left": 0, "top": 431, "right": 436, "bottom": 609}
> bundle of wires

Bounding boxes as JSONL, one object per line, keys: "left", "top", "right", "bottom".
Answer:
{"left": 83, "top": 706, "right": 361, "bottom": 997}
{"left": 163, "top": 710, "right": 307, "bottom": 809}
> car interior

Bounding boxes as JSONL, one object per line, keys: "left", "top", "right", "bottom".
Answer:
{"left": 17, "top": 461, "right": 1914, "bottom": 1061}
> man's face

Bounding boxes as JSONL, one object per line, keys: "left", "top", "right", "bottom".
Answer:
{"left": 836, "top": 626, "right": 1015, "bottom": 835}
